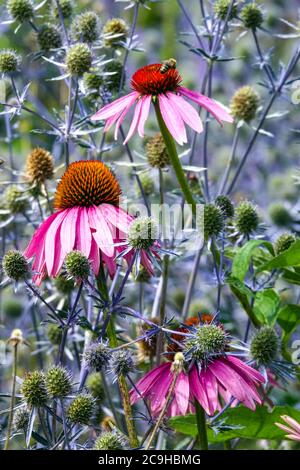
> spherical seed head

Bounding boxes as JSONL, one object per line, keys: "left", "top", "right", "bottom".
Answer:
{"left": 135, "top": 173, "right": 155, "bottom": 197}
{"left": 128, "top": 216, "right": 158, "bottom": 250}
{"left": 53, "top": 0, "right": 73, "bottom": 19}
{"left": 7, "top": 0, "right": 34, "bottom": 22}
{"left": 203, "top": 203, "right": 223, "bottom": 237}
{"left": 83, "top": 342, "right": 110, "bottom": 372}
{"left": 3, "top": 250, "right": 29, "bottom": 281}
{"left": 67, "top": 394, "right": 94, "bottom": 424}
{"left": 86, "top": 372, "right": 104, "bottom": 400}
{"left": 104, "top": 59, "right": 124, "bottom": 93}
{"left": 3, "top": 299, "right": 23, "bottom": 318}
{"left": 103, "top": 18, "right": 129, "bottom": 47}
{"left": 269, "top": 203, "right": 292, "bottom": 227}
{"left": 21, "top": 371, "right": 48, "bottom": 408}
{"left": 66, "top": 43, "right": 92, "bottom": 76}
{"left": 230, "top": 86, "right": 259, "bottom": 122}
{"left": 241, "top": 3, "right": 264, "bottom": 29}
{"left": 71, "top": 11, "right": 99, "bottom": 43}
{"left": 146, "top": 133, "right": 170, "bottom": 168}
{"left": 45, "top": 366, "right": 72, "bottom": 398}
{"left": 94, "top": 431, "right": 129, "bottom": 450}
{"left": 46, "top": 323, "right": 62, "bottom": 345}
{"left": 65, "top": 250, "right": 90, "bottom": 280}
{"left": 215, "top": 195, "right": 235, "bottom": 218}
{"left": 274, "top": 233, "right": 296, "bottom": 255}
{"left": 37, "top": 24, "right": 62, "bottom": 51}
{"left": 0, "top": 49, "right": 19, "bottom": 73}
{"left": 185, "top": 324, "right": 228, "bottom": 361}
{"left": 250, "top": 326, "right": 279, "bottom": 365}
{"left": 54, "top": 161, "right": 121, "bottom": 209}
{"left": 110, "top": 350, "right": 136, "bottom": 377}
{"left": 13, "top": 407, "right": 30, "bottom": 432}
{"left": 214, "top": 0, "right": 238, "bottom": 20}
{"left": 26, "top": 147, "right": 54, "bottom": 184}
{"left": 235, "top": 200, "right": 259, "bottom": 234}
{"left": 54, "top": 275, "right": 74, "bottom": 294}
{"left": 83, "top": 72, "right": 103, "bottom": 93}
{"left": 6, "top": 185, "right": 29, "bottom": 213}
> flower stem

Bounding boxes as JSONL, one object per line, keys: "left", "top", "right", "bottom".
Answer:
{"left": 154, "top": 100, "right": 196, "bottom": 215}
{"left": 4, "top": 344, "right": 18, "bottom": 450}
{"left": 195, "top": 400, "right": 208, "bottom": 450}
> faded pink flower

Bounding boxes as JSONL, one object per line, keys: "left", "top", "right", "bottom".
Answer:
{"left": 275, "top": 415, "right": 300, "bottom": 442}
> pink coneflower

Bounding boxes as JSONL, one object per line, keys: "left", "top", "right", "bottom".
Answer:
{"left": 275, "top": 415, "right": 300, "bottom": 442}
{"left": 91, "top": 62, "right": 233, "bottom": 145}
{"left": 24, "top": 161, "right": 157, "bottom": 284}
{"left": 130, "top": 322, "right": 265, "bottom": 417}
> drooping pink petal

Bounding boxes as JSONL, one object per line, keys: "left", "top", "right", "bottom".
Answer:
{"left": 45, "top": 211, "right": 67, "bottom": 275}
{"left": 91, "top": 91, "right": 139, "bottom": 121}
{"left": 225, "top": 355, "right": 265, "bottom": 384}
{"left": 209, "top": 359, "right": 249, "bottom": 404}
{"left": 24, "top": 211, "right": 60, "bottom": 259}
{"left": 178, "top": 86, "right": 233, "bottom": 125}
{"left": 130, "top": 363, "right": 170, "bottom": 403}
{"left": 137, "top": 95, "right": 152, "bottom": 137}
{"left": 60, "top": 207, "right": 78, "bottom": 255}
{"left": 100, "top": 204, "right": 133, "bottom": 235}
{"left": 123, "top": 97, "right": 144, "bottom": 144}
{"left": 174, "top": 372, "right": 190, "bottom": 415}
{"left": 76, "top": 207, "right": 92, "bottom": 258}
{"left": 189, "top": 365, "right": 210, "bottom": 415}
{"left": 200, "top": 368, "right": 221, "bottom": 415}
{"left": 158, "top": 93, "right": 187, "bottom": 145}
{"left": 167, "top": 92, "right": 203, "bottom": 133}
{"left": 88, "top": 205, "right": 114, "bottom": 258}
{"left": 89, "top": 237, "right": 100, "bottom": 275}
{"left": 102, "top": 252, "right": 117, "bottom": 277}
{"left": 281, "top": 415, "right": 300, "bottom": 434}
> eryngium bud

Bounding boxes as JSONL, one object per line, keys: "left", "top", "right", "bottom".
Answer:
{"left": 185, "top": 324, "right": 228, "bottom": 361}
{"left": 269, "top": 203, "right": 292, "bottom": 227}
{"left": 21, "top": 371, "right": 48, "bottom": 408}
{"left": 215, "top": 195, "right": 235, "bottom": 218}
{"left": 83, "top": 72, "right": 103, "bottom": 93}
{"left": 3, "top": 299, "right": 23, "bottom": 318}
{"left": 65, "top": 250, "right": 90, "bottom": 280}
{"left": 54, "top": 275, "right": 74, "bottom": 294}
{"left": 26, "top": 147, "right": 54, "bottom": 184}
{"left": 104, "top": 59, "right": 124, "bottom": 93}
{"left": 37, "top": 24, "right": 62, "bottom": 51}
{"left": 241, "top": 3, "right": 264, "bottom": 29}
{"left": 203, "top": 203, "right": 223, "bottom": 237}
{"left": 214, "top": 0, "right": 238, "bottom": 20}
{"left": 146, "top": 133, "right": 170, "bottom": 168}
{"left": 235, "top": 200, "right": 259, "bottom": 234}
{"left": 2, "top": 250, "right": 29, "bottom": 281}
{"left": 66, "top": 43, "right": 92, "bottom": 76}
{"left": 46, "top": 323, "right": 62, "bottom": 345}
{"left": 128, "top": 216, "right": 158, "bottom": 250}
{"left": 83, "top": 342, "right": 110, "bottom": 372}
{"left": 7, "top": 0, "right": 34, "bottom": 23}
{"left": 103, "top": 18, "right": 129, "bottom": 47}
{"left": 67, "top": 394, "right": 94, "bottom": 424}
{"left": 0, "top": 49, "right": 19, "bottom": 73}
{"left": 53, "top": 0, "right": 73, "bottom": 20}
{"left": 13, "top": 407, "right": 30, "bottom": 432}
{"left": 274, "top": 233, "right": 296, "bottom": 255}
{"left": 71, "top": 12, "right": 99, "bottom": 43}
{"left": 250, "top": 326, "right": 279, "bottom": 365}
{"left": 45, "top": 366, "right": 72, "bottom": 398}
{"left": 135, "top": 173, "right": 155, "bottom": 197}
{"left": 94, "top": 431, "right": 129, "bottom": 450}
{"left": 6, "top": 186, "right": 29, "bottom": 213}
{"left": 230, "top": 86, "right": 259, "bottom": 122}
{"left": 110, "top": 350, "right": 136, "bottom": 377}
{"left": 86, "top": 372, "right": 104, "bottom": 400}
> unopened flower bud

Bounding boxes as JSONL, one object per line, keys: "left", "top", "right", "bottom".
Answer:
{"left": 0, "top": 49, "right": 19, "bottom": 73}
{"left": 250, "top": 326, "right": 279, "bottom": 365}
{"left": 241, "top": 3, "right": 264, "bottom": 29}
{"left": 103, "top": 18, "right": 128, "bottom": 47}
{"left": 274, "top": 233, "right": 296, "bottom": 255}
{"left": 215, "top": 195, "right": 235, "bottom": 218}
{"left": 203, "top": 204, "right": 223, "bottom": 237}
{"left": 66, "top": 43, "right": 92, "bottom": 76}
{"left": 53, "top": 0, "right": 73, "bottom": 20}
{"left": 37, "top": 24, "right": 62, "bottom": 51}
{"left": 65, "top": 250, "right": 90, "bottom": 280}
{"left": 235, "top": 200, "right": 259, "bottom": 235}
{"left": 146, "top": 133, "right": 170, "bottom": 169}
{"left": 71, "top": 12, "right": 99, "bottom": 43}
{"left": 3, "top": 250, "right": 29, "bottom": 281}
{"left": 214, "top": 0, "right": 238, "bottom": 20}
{"left": 21, "top": 371, "right": 48, "bottom": 408}
{"left": 26, "top": 147, "right": 54, "bottom": 184}
{"left": 45, "top": 366, "right": 72, "bottom": 398}
{"left": 67, "top": 394, "right": 94, "bottom": 424}
{"left": 83, "top": 342, "right": 110, "bottom": 372}
{"left": 230, "top": 86, "right": 259, "bottom": 122}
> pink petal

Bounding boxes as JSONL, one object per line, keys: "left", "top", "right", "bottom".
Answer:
{"left": 91, "top": 92, "right": 139, "bottom": 121}
{"left": 166, "top": 92, "right": 203, "bottom": 133}
{"left": 89, "top": 238, "right": 100, "bottom": 276}
{"left": 130, "top": 363, "right": 170, "bottom": 403}
{"left": 281, "top": 415, "right": 300, "bottom": 434}
{"left": 158, "top": 93, "right": 187, "bottom": 145}
{"left": 45, "top": 211, "right": 67, "bottom": 276}
{"left": 174, "top": 372, "right": 190, "bottom": 415}
{"left": 200, "top": 368, "right": 221, "bottom": 415}
{"left": 60, "top": 207, "right": 78, "bottom": 255}
{"left": 88, "top": 206, "right": 114, "bottom": 258}
{"left": 100, "top": 204, "right": 133, "bottom": 235}
{"left": 189, "top": 365, "right": 210, "bottom": 415}
{"left": 225, "top": 356, "right": 265, "bottom": 384}
{"left": 123, "top": 98, "right": 143, "bottom": 144}
{"left": 24, "top": 211, "right": 59, "bottom": 259}
{"left": 137, "top": 95, "right": 152, "bottom": 137}
{"left": 76, "top": 207, "right": 92, "bottom": 257}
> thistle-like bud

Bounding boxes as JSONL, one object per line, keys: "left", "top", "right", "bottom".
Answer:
{"left": 274, "top": 233, "right": 296, "bottom": 255}
{"left": 67, "top": 394, "right": 94, "bottom": 424}
{"left": 215, "top": 195, "right": 235, "bottom": 218}
{"left": 83, "top": 342, "right": 110, "bottom": 372}
{"left": 146, "top": 133, "right": 170, "bottom": 169}
{"left": 26, "top": 147, "right": 54, "bottom": 184}
{"left": 103, "top": 18, "right": 129, "bottom": 47}
{"left": 71, "top": 12, "right": 99, "bottom": 43}
{"left": 241, "top": 3, "right": 264, "bottom": 29}
{"left": 83, "top": 72, "right": 103, "bottom": 94}
{"left": 185, "top": 324, "right": 228, "bottom": 361}
{"left": 203, "top": 203, "right": 223, "bottom": 237}
{"left": 21, "top": 371, "right": 48, "bottom": 408}
{"left": 45, "top": 366, "right": 72, "bottom": 398}
{"left": 37, "top": 24, "right": 62, "bottom": 51}
{"left": 13, "top": 407, "right": 30, "bottom": 432}
{"left": 235, "top": 200, "right": 259, "bottom": 235}
{"left": 3, "top": 299, "right": 23, "bottom": 318}
{"left": 110, "top": 350, "right": 136, "bottom": 378}
{"left": 250, "top": 326, "right": 279, "bottom": 365}
{"left": 2, "top": 250, "right": 29, "bottom": 281}
{"left": 94, "top": 431, "right": 129, "bottom": 450}
{"left": 0, "top": 49, "right": 19, "bottom": 73}
{"left": 53, "top": 0, "right": 73, "bottom": 20}
{"left": 46, "top": 323, "right": 62, "bottom": 345}
{"left": 135, "top": 173, "right": 155, "bottom": 197}
{"left": 230, "top": 86, "right": 259, "bottom": 122}
{"left": 65, "top": 250, "right": 90, "bottom": 280}
{"left": 87, "top": 372, "right": 104, "bottom": 400}
{"left": 7, "top": 0, "right": 34, "bottom": 23}
{"left": 6, "top": 186, "right": 29, "bottom": 213}
{"left": 104, "top": 59, "right": 124, "bottom": 93}
{"left": 66, "top": 43, "right": 92, "bottom": 76}
{"left": 127, "top": 216, "right": 158, "bottom": 250}
{"left": 54, "top": 275, "right": 74, "bottom": 294}
{"left": 269, "top": 203, "right": 292, "bottom": 227}
{"left": 214, "top": 0, "right": 238, "bottom": 20}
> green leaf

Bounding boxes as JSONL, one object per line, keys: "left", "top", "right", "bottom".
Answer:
{"left": 227, "top": 276, "right": 260, "bottom": 326}
{"left": 232, "top": 240, "right": 273, "bottom": 281}
{"left": 257, "top": 239, "right": 300, "bottom": 273}
{"left": 170, "top": 406, "right": 300, "bottom": 442}
{"left": 253, "top": 288, "right": 280, "bottom": 326}
{"left": 278, "top": 304, "right": 300, "bottom": 337}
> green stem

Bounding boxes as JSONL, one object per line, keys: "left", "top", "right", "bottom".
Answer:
{"left": 195, "top": 400, "right": 208, "bottom": 450}
{"left": 4, "top": 344, "right": 18, "bottom": 450}
{"left": 154, "top": 100, "right": 196, "bottom": 215}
